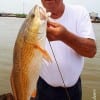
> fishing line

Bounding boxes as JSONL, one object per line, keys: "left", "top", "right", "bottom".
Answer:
{"left": 48, "top": 40, "right": 71, "bottom": 100}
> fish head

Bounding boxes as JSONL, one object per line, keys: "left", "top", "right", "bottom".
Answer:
{"left": 25, "top": 5, "right": 51, "bottom": 44}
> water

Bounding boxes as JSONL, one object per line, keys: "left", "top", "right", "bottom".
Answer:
{"left": 0, "top": 17, "right": 25, "bottom": 94}
{"left": 0, "top": 17, "right": 100, "bottom": 100}
{"left": 82, "top": 23, "right": 100, "bottom": 100}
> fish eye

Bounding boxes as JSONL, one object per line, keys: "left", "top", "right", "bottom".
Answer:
{"left": 31, "top": 14, "right": 35, "bottom": 18}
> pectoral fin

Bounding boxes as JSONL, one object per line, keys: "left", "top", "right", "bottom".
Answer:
{"left": 34, "top": 44, "right": 52, "bottom": 62}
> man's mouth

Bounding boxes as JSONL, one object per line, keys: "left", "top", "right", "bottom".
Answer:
{"left": 45, "top": 0, "right": 55, "bottom": 3}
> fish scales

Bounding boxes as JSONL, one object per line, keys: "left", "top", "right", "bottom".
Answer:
{"left": 10, "top": 5, "right": 51, "bottom": 100}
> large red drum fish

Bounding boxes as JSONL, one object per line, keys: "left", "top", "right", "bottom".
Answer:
{"left": 10, "top": 5, "right": 51, "bottom": 100}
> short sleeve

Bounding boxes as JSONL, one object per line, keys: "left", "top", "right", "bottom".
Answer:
{"left": 76, "top": 7, "right": 96, "bottom": 40}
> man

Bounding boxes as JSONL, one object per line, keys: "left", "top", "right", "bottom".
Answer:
{"left": 35, "top": 0, "right": 96, "bottom": 100}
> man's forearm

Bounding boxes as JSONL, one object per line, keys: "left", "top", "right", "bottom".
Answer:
{"left": 61, "top": 30, "right": 96, "bottom": 58}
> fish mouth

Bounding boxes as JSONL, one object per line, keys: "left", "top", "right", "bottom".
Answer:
{"left": 39, "top": 6, "right": 47, "bottom": 20}
{"left": 39, "top": 7, "right": 51, "bottom": 21}
{"left": 30, "top": 5, "right": 51, "bottom": 40}
{"left": 33, "top": 5, "right": 50, "bottom": 20}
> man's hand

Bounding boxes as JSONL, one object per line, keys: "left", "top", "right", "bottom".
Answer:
{"left": 46, "top": 21, "right": 96, "bottom": 58}
{"left": 47, "top": 21, "right": 67, "bottom": 41}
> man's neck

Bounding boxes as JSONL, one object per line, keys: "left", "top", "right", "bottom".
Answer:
{"left": 49, "top": 3, "right": 65, "bottom": 19}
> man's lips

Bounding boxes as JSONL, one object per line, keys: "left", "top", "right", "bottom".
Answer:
{"left": 45, "top": 0, "right": 55, "bottom": 3}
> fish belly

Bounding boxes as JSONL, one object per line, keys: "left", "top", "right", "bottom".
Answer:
{"left": 11, "top": 42, "right": 43, "bottom": 100}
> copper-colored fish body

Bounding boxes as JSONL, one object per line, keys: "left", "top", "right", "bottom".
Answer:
{"left": 10, "top": 5, "right": 51, "bottom": 100}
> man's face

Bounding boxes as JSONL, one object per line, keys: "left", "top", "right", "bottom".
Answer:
{"left": 41, "top": 0, "right": 62, "bottom": 12}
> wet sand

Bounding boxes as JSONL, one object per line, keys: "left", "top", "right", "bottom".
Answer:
{"left": 0, "top": 17, "right": 100, "bottom": 100}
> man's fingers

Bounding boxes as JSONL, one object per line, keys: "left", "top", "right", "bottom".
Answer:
{"left": 47, "top": 21, "right": 59, "bottom": 27}
{"left": 47, "top": 32, "right": 55, "bottom": 41}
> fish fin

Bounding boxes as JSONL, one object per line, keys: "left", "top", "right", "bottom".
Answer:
{"left": 31, "top": 90, "right": 36, "bottom": 97}
{"left": 10, "top": 73, "right": 17, "bottom": 100}
{"left": 34, "top": 44, "right": 52, "bottom": 62}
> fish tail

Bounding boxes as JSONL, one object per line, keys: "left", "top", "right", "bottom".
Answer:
{"left": 10, "top": 73, "right": 17, "bottom": 100}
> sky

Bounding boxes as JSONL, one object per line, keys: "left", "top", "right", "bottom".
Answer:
{"left": 0, "top": 0, "right": 100, "bottom": 16}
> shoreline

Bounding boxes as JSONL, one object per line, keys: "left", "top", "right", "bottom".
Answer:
{"left": 91, "top": 20, "right": 100, "bottom": 23}
{"left": 0, "top": 13, "right": 100, "bottom": 23}
{"left": 0, "top": 13, "right": 26, "bottom": 18}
